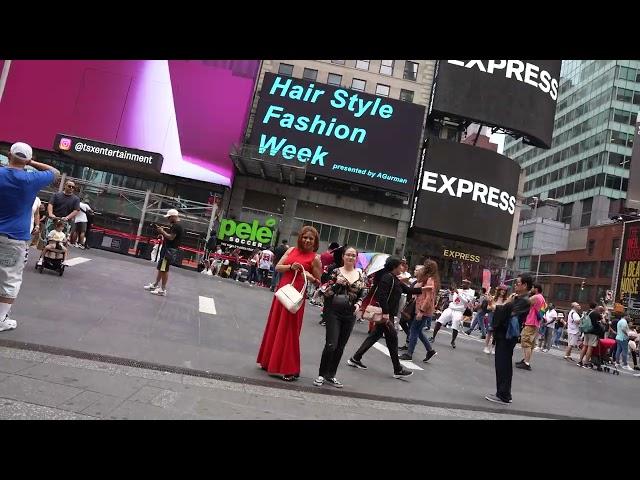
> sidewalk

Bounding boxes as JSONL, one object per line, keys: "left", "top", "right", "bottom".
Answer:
{"left": 0, "top": 346, "right": 540, "bottom": 420}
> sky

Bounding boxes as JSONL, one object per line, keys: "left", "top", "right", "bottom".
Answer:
{"left": 490, "top": 132, "right": 505, "bottom": 154}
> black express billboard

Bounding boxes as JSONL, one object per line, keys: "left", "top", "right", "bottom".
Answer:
{"left": 248, "top": 72, "right": 426, "bottom": 194}
{"left": 411, "top": 138, "right": 521, "bottom": 250}
{"left": 54, "top": 134, "right": 163, "bottom": 173}
{"left": 430, "top": 60, "right": 562, "bottom": 149}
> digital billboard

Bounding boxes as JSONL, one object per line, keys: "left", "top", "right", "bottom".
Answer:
{"left": 430, "top": 60, "right": 562, "bottom": 149}
{"left": 411, "top": 138, "right": 521, "bottom": 250}
{"left": 614, "top": 220, "right": 640, "bottom": 315}
{"left": 248, "top": 72, "right": 426, "bottom": 194}
{"left": 0, "top": 60, "right": 261, "bottom": 186}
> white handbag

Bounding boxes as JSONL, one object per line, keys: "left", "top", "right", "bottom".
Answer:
{"left": 275, "top": 266, "right": 308, "bottom": 314}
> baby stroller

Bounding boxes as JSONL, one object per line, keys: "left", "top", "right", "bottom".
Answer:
{"left": 589, "top": 338, "right": 619, "bottom": 375}
{"left": 36, "top": 245, "right": 66, "bottom": 276}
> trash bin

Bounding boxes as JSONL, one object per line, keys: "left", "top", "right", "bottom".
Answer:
{"left": 86, "top": 230, "right": 104, "bottom": 249}
{"left": 136, "top": 242, "right": 152, "bottom": 260}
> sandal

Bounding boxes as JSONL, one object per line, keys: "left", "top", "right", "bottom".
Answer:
{"left": 282, "top": 375, "right": 297, "bottom": 382}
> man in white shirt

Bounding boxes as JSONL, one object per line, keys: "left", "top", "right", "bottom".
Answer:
{"left": 564, "top": 302, "right": 582, "bottom": 361}
{"left": 72, "top": 199, "right": 93, "bottom": 249}
{"left": 258, "top": 248, "right": 274, "bottom": 287}
{"left": 539, "top": 303, "right": 558, "bottom": 352}
{"left": 430, "top": 279, "right": 475, "bottom": 349}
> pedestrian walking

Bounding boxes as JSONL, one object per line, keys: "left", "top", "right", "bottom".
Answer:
{"left": 564, "top": 302, "right": 582, "bottom": 361}
{"left": 347, "top": 257, "right": 426, "bottom": 379}
{"left": 0, "top": 142, "right": 59, "bottom": 331}
{"left": 540, "top": 303, "right": 557, "bottom": 352}
{"left": 314, "top": 246, "right": 366, "bottom": 388}
{"left": 465, "top": 287, "right": 489, "bottom": 337}
{"left": 577, "top": 304, "right": 605, "bottom": 368}
{"left": 614, "top": 314, "right": 633, "bottom": 371}
{"left": 429, "top": 279, "right": 475, "bottom": 348}
{"left": 398, "top": 260, "right": 438, "bottom": 363}
{"left": 515, "top": 283, "right": 546, "bottom": 371}
{"left": 257, "top": 226, "right": 322, "bottom": 381}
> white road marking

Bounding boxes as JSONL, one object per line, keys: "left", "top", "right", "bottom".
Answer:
{"left": 199, "top": 296, "right": 217, "bottom": 315}
{"left": 372, "top": 342, "right": 423, "bottom": 370}
{"left": 63, "top": 257, "right": 92, "bottom": 267}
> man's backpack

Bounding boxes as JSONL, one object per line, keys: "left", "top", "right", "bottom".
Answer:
{"left": 579, "top": 311, "right": 593, "bottom": 334}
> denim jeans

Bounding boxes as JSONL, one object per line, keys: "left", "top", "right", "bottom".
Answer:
{"left": 553, "top": 326, "right": 563, "bottom": 346}
{"left": 319, "top": 308, "right": 356, "bottom": 379}
{"left": 408, "top": 315, "right": 434, "bottom": 356}
{"left": 468, "top": 310, "right": 487, "bottom": 335}
{"left": 271, "top": 270, "right": 282, "bottom": 290}
{"left": 616, "top": 339, "right": 629, "bottom": 366}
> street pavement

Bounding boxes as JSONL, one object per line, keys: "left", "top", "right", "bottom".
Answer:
{"left": 0, "top": 246, "right": 638, "bottom": 420}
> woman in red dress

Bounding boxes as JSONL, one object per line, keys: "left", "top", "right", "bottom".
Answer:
{"left": 257, "top": 226, "right": 322, "bottom": 381}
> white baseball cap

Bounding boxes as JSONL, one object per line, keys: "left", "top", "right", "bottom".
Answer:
{"left": 10, "top": 142, "right": 33, "bottom": 161}
{"left": 164, "top": 209, "right": 180, "bottom": 218}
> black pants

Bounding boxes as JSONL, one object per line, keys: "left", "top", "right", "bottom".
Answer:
{"left": 353, "top": 322, "right": 402, "bottom": 374}
{"left": 494, "top": 336, "right": 518, "bottom": 402}
{"left": 319, "top": 308, "right": 356, "bottom": 379}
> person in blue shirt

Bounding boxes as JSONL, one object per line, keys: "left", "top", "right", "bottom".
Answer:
{"left": 615, "top": 315, "right": 633, "bottom": 371}
{"left": 0, "top": 142, "right": 59, "bottom": 331}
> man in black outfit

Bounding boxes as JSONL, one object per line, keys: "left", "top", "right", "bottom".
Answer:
{"left": 485, "top": 274, "right": 533, "bottom": 405}
{"left": 270, "top": 239, "right": 289, "bottom": 292}
{"left": 143, "top": 209, "right": 183, "bottom": 297}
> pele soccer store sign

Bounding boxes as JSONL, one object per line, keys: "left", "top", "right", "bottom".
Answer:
{"left": 411, "top": 138, "right": 520, "bottom": 250}
{"left": 614, "top": 220, "right": 640, "bottom": 314}
{"left": 217, "top": 217, "right": 276, "bottom": 251}
{"left": 249, "top": 73, "right": 425, "bottom": 194}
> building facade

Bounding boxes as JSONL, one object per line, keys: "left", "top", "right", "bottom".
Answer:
{"left": 227, "top": 60, "right": 435, "bottom": 254}
{"left": 505, "top": 60, "right": 640, "bottom": 228}
{"left": 536, "top": 222, "right": 623, "bottom": 310}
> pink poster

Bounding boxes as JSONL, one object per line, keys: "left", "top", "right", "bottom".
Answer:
{"left": 482, "top": 269, "right": 491, "bottom": 291}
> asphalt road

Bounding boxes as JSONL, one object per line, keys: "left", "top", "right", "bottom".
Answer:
{"left": 1, "top": 246, "right": 638, "bottom": 419}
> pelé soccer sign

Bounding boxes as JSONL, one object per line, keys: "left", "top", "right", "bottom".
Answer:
{"left": 217, "top": 217, "right": 276, "bottom": 250}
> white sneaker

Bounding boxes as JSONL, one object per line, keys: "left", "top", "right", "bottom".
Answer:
{"left": 542, "top": 349, "right": 549, "bottom": 353}
{"left": 483, "top": 346, "right": 491, "bottom": 354}
{"left": 313, "top": 376, "right": 325, "bottom": 386}
{"left": 144, "top": 283, "right": 158, "bottom": 290}
{"left": 36, "top": 259, "right": 43, "bottom": 266}
{"left": 491, "top": 348, "right": 495, "bottom": 355}
{"left": 622, "top": 365, "right": 634, "bottom": 371}
{"left": 0, "top": 316, "right": 17, "bottom": 332}
{"left": 150, "top": 287, "right": 166, "bottom": 296}
{"left": 201, "top": 270, "right": 209, "bottom": 275}
{"left": 206, "top": 270, "right": 213, "bottom": 276}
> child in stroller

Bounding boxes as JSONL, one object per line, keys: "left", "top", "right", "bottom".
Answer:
{"left": 36, "top": 219, "right": 68, "bottom": 275}
{"left": 588, "top": 337, "right": 620, "bottom": 374}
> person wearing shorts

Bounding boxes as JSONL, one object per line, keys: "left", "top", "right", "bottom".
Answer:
{"left": 564, "top": 303, "right": 582, "bottom": 361}
{"left": 429, "top": 279, "right": 474, "bottom": 348}
{"left": 577, "top": 304, "right": 605, "bottom": 368}
{"left": 0, "top": 142, "right": 59, "bottom": 331}
{"left": 143, "top": 209, "right": 183, "bottom": 297}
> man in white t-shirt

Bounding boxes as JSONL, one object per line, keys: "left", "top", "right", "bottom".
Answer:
{"left": 539, "top": 304, "right": 558, "bottom": 352}
{"left": 72, "top": 199, "right": 93, "bottom": 249}
{"left": 258, "top": 248, "right": 274, "bottom": 287}
{"left": 564, "top": 302, "right": 582, "bottom": 361}
{"left": 430, "top": 279, "right": 475, "bottom": 349}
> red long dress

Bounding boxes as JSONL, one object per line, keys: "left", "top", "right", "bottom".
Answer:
{"left": 257, "top": 247, "right": 316, "bottom": 376}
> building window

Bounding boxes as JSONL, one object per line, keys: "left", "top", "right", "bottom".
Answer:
{"left": 561, "top": 203, "right": 573, "bottom": 224}
{"left": 399, "top": 89, "right": 414, "bottom": 102}
{"left": 351, "top": 78, "right": 366, "bottom": 91}
{"left": 404, "top": 61, "right": 419, "bottom": 81}
{"left": 538, "top": 261, "right": 552, "bottom": 274}
{"left": 278, "top": 63, "right": 294, "bottom": 77}
{"left": 355, "top": 60, "right": 370, "bottom": 71}
{"left": 581, "top": 198, "right": 593, "bottom": 227}
{"left": 375, "top": 84, "right": 390, "bottom": 97}
{"left": 518, "top": 256, "right": 531, "bottom": 271}
{"left": 521, "top": 231, "right": 534, "bottom": 249}
{"left": 599, "top": 261, "right": 614, "bottom": 278}
{"left": 612, "top": 238, "right": 621, "bottom": 255}
{"left": 327, "top": 73, "right": 342, "bottom": 86}
{"left": 557, "top": 262, "right": 574, "bottom": 276}
{"left": 587, "top": 239, "right": 595, "bottom": 255}
{"left": 575, "top": 262, "right": 596, "bottom": 277}
{"left": 331, "top": 60, "right": 346, "bottom": 65}
{"left": 554, "top": 283, "right": 571, "bottom": 301}
{"left": 302, "top": 68, "right": 318, "bottom": 82}
{"left": 380, "top": 60, "right": 394, "bottom": 76}
{"left": 575, "top": 284, "right": 593, "bottom": 303}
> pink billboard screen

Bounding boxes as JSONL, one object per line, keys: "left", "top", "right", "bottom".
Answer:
{"left": 0, "top": 60, "right": 261, "bottom": 186}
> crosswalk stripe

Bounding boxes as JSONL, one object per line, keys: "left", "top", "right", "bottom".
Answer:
{"left": 372, "top": 342, "right": 423, "bottom": 370}
{"left": 199, "top": 296, "right": 217, "bottom": 315}
{"left": 63, "top": 257, "right": 91, "bottom": 267}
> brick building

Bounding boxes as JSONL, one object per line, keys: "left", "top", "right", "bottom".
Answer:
{"left": 537, "top": 222, "right": 622, "bottom": 310}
